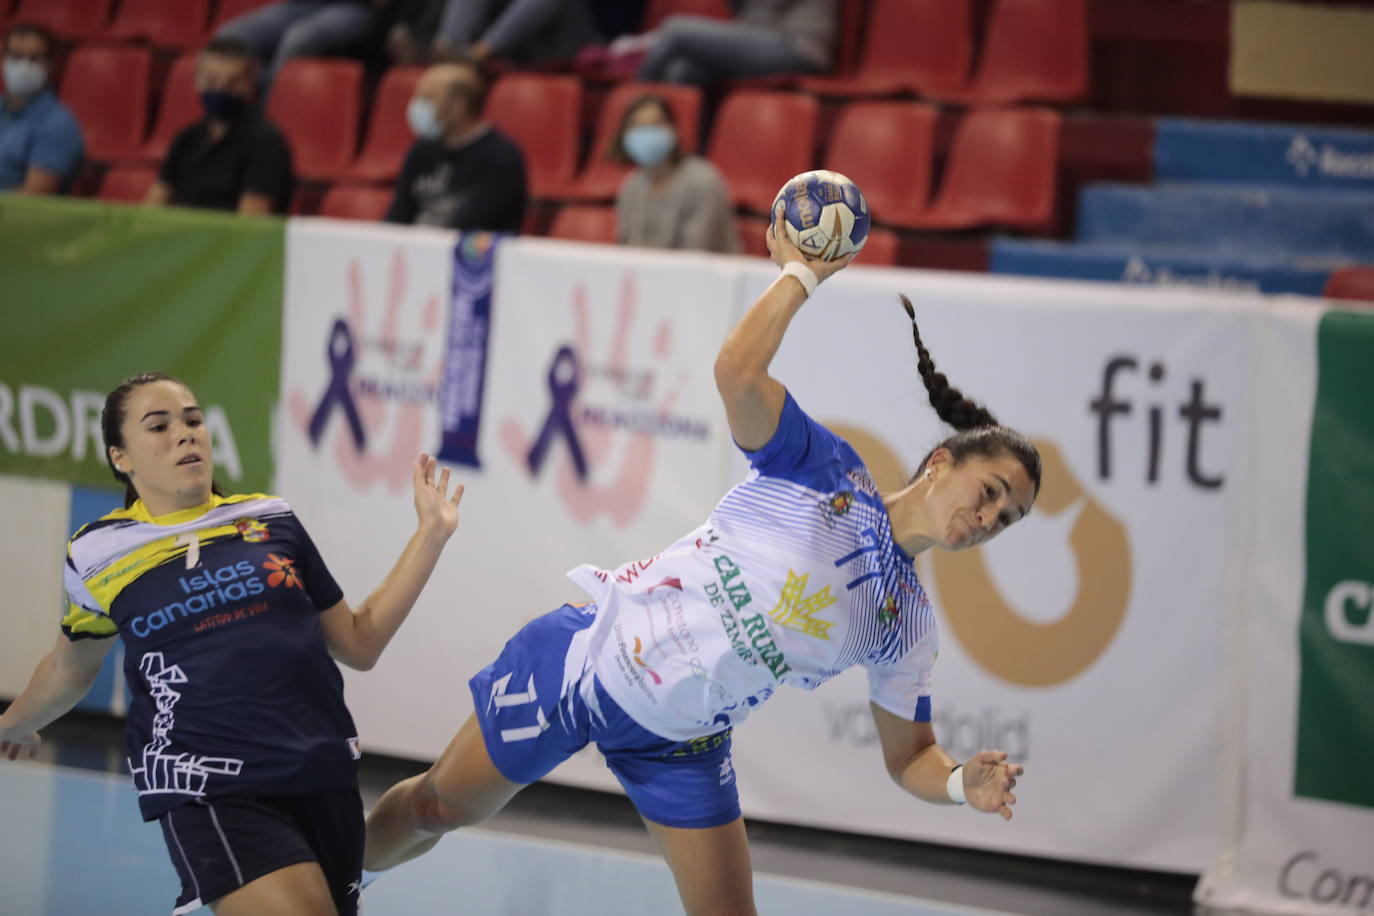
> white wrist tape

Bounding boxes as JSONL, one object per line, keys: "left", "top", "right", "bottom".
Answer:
{"left": 946, "top": 765, "right": 967, "bottom": 805}
{"left": 780, "top": 261, "right": 819, "bottom": 298}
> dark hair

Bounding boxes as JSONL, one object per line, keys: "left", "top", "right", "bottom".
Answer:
{"left": 201, "top": 36, "right": 254, "bottom": 62}
{"left": 607, "top": 93, "right": 683, "bottom": 167}
{"left": 102, "top": 372, "right": 224, "bottom": 509}
{"left": 5, "top": 22, "right": 57, "bottom": 59}
{"left": 900, "top": 295, "right": 1042, "bottom": 497}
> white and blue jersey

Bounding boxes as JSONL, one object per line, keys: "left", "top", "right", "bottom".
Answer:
{"left": 571, "top": 391, "right": 938, "bottom": 742}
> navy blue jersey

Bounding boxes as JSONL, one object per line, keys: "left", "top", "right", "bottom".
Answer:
{"left": 62, "top": 494, "right": 359, "bottom": 820}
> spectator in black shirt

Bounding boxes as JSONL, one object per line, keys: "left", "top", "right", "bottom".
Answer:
{"left": 145, "top": 38, "right": 294, "bottom": 215}
{"left": 385, "top": 61, "right": 526, "bottom": 231}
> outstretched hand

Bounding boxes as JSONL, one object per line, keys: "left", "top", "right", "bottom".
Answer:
{"left": 765, "top": 204, "right": 854, "bottom": 282}
{"left": 962, "top": 750, "right": 1022, "bottom": 820}
{"left": 411, "top": 453, "right": 465, "bottom": 540}
{"left": 0, "top": 727, "right": 40, "bottom": 762}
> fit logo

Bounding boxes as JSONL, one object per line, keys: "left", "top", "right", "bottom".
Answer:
{"left": 1325, "top": 582, "right": 1374, "bottom": 646}
{"left": 1090, "top": 356, "right": 1224, "bottom": 489}
{"left": 826, "top": 421, "right": 1132, "bottom": 688}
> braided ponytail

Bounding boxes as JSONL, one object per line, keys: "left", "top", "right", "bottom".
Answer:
{"left": 900, "top": 295, "right": 998, "bottom": 431}
{"left": 899, "top": 295, "right": 1043, "bottom": 495}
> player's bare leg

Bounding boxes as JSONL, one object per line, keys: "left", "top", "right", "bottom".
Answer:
{"left": 642, "top": 815, "right": 758, "bottom": 916}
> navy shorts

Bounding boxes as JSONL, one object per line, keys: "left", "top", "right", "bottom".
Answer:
{"left": 158, "top": 790, "right": 363, "bottom": 915}
{"left": 469, "top": 603, "right": 740, "bottom": 830}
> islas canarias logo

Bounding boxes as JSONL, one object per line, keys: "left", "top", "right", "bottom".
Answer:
{"left": 825, "top": 423, "right": 1132, "bottom": 688}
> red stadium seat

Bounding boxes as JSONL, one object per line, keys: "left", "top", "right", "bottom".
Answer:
{"left": 266, "top": 57, "right": 363, "bottom": 180}
{"left": 210, "top": 0, "right": 276, "bottom": 32}
{"left": 108, "top": 0, "right": 210, "bottom": 48}
{"left": 641, "top": 0, "right": 730, "bottom": 31}
{"left": 823, "top": 101, "right": 938, "bottom": 228}
{"left": 139, "top": 53, "right": 200, "bottom": 163}
{"left": 562, "top": 81, "right": 702, "bottom": 201}
{"left": 12, "top": 0, "right": 111, "bottom": 40}
{"left": 483, "top": 73, "right": 582, "bottom": 199}
{"left": 349, "top": 66, "right": 422, "bottom": 182}
{"left": 903, "top": 108, "right": 1060, "bottom": 230}
{"left": 60, "top": 45, "right": 152, "bottom": 161}
{"left": 1324, "top": 266, "right": 1374, "bottom": 303}
{"left": 707, "top": 90, "right": 819, "bottom": 215}
{"left": 800, "top": 0, "right": 973, "bottom": 98}
{"left": 98, "top": 165, "right": 158, "bottom": 202}
{"left": 929, "top": 0, "right": 1088, "bottom": 106}
{"left": 318, "top": 184, "right": 393, "bottom": 222}
{"left": 858, "top": 226, "right": 900, "bottom": 266}
{"left": 549, "top": 205, "right": 618, "bottom": 244}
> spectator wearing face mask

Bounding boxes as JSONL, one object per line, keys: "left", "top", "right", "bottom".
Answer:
{"left": 145, "top": 38, "right": 294, "bottom": 215}
{"left": 613, "top": 93, "right": 739, "bottom": 254}
{"left": 0, "top": 24, "right": 84, "bottom": 193}
{"left": 384, "top": 61, "right": 527, "bottom": 231}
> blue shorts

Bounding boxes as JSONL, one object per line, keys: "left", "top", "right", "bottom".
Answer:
{"left": 469, "top": 603, "right": 740, "bottom": 830}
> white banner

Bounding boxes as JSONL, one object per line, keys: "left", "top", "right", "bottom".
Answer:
{"left": 273, "top": 226, "right": 1363, "bottom": 880}
{"left": 1195, "top": 303, "right": 1374, "bottom": 915}
{"left": 276, "top": 231, "right": 741, "bottom": 775}
{"left": 699, "top": 264, "right": 1257, "bottom": 871}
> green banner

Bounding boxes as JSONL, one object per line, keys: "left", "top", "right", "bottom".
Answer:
{"left": 0, "top": 196, "right": 283, "bottom": 493}
{"left": 1295, "top": 309, "right": 1374, "bottom": 809}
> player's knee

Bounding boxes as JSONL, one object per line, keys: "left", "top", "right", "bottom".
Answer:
{"left": 410, "top": 771, "right": 486, "bottom": 833}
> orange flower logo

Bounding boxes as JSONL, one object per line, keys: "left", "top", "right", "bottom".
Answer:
{"left": 263, "top": 554, "right": 301, "bottom": 589}
{"left": 632, "top": 637, "right": 662, "bottom": 685}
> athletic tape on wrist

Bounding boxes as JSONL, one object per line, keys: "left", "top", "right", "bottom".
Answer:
{"left": 780, "top": 261, "right": 819, "bottom": 297}
{"left": 947, "top": 765, "right": 967, "bottom": 805}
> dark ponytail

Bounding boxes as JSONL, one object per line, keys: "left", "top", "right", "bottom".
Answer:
{"left": 102, "top": 372, "right": 225, "bottom": 509}
{"left": 900, "top": 295, "right": 1042, "bottom": 495}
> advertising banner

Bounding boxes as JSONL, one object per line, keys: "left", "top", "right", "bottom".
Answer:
{"left": 0, "top": 196, "right": 283, "bottom": 493}
{"left": 1196, "top": 306, "right": 1374, "bottom": 914}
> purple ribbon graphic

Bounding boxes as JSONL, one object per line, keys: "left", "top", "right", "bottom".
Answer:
{"left": 526, "top": 345, "right": 587, "bottom": 480}
{"left": 308, "top": 318, "right": 366, "bottom": 450}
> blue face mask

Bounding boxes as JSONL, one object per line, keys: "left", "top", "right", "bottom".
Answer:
{"left": 3, "top": 58, "right": 47, "bottom": 98}
{"left": 407, "top": 97, "right": 443, "bottom": 140}
{"left": 200, "top": 90, "right": 247, "bottom": 121}
{"left": 623, "top": 125, "right": 676, "bottom": 167}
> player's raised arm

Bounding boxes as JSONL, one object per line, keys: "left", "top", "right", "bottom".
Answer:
{"left": 713, "top": 206, "right": 853, "bottom": 450}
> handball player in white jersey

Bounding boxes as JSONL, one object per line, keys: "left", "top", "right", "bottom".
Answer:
{"left": 365, "top": 210, "right": 1037, "bottom": 914}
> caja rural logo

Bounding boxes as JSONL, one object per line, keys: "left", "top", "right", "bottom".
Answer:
{"left": 500, "top": 272, "right": 712, "bottom": 527}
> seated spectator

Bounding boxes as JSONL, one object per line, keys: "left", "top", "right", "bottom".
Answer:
{"left": 0, "top": 24, "right": 83, "bottom": 194}
{"left": 638, "top": 0, "right": 836, "bottom": 85}
{"left": 613, "top": 93, "right": 739, "bottom": 254}
{"left": 385, "top": 61, "right": 526, "bottom": 231}
{"left": 145, "top": 38, "right": 294, "bottom": 215}
{"left": 431, "top": 0, "right": 599, "bottom": 66}
{"left": 217, "top": 0, "right": 380, "bottom": 94}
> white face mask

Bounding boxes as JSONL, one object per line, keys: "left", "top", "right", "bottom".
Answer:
{"left": 3, "top": 58, "right": 47, "bottom": 98}
{"left": 406, "top": 97, "right": 444, "bottom": 140}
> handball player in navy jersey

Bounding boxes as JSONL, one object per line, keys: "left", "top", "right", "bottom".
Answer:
{"left": 364, "top": 211, "right": 1035, "bottom": 914}
{"left": 0, "top": 372, "right": 465, "bottom": 915}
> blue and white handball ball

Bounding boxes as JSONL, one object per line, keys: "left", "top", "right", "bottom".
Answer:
{"left": 772, "top": 169, "right": 871, "bottom": 261}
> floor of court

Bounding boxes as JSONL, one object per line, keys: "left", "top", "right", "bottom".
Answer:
{"left": 0, "top": 714, "right": 1196, "bottom": 915}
